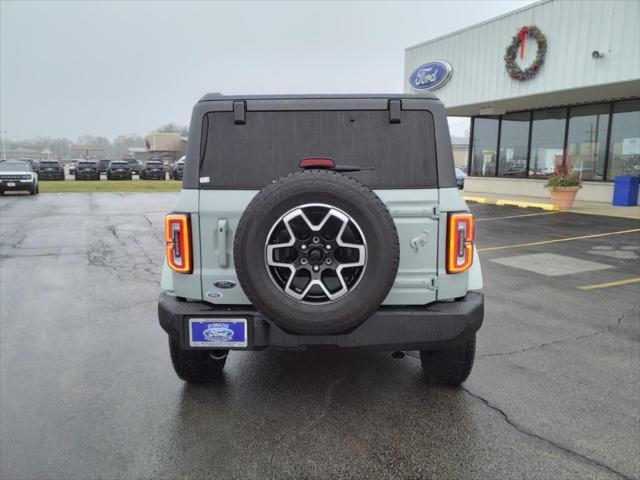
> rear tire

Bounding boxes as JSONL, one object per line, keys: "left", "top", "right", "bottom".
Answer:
{"left": 420, "top": 335, "right": 476, "bottom": 386}
{"left": 169, "top": 338, "right": 227, "bottom": 383}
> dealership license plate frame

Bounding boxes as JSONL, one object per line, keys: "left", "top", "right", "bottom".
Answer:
{"left": 188, "top": 318, "right": 249, "bottom": 348}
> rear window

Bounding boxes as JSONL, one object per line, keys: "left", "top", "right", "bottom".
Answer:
{"left": 199, "top": 110, "right": 437, "bottom": 188}
{"left": 41, "top": 161, "right": 59, "bottom": 167}
{"left": 78, "top": 162, "right": 96, "bottom": 167}
{"left": 146, "top": 161, "right": 162, "bottom": 166}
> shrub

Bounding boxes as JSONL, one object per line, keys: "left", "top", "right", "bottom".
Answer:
{"left": 544, "top": 164, "right": 582, "bottom": 189}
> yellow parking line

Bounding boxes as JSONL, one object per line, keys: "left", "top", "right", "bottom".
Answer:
{"left": 579, "top": 277, "right": 640, "bottom": 290}
{"left": 478, "top": 228, "right": 640, "bottom": 252}
{"left": 476, "top": 211, "right": 560, "bottom": 222}
{"left": 495, "top": 199, "right": 560, "bottom": 211}
{"left": 464, "top": 196, "right": 489, "bottom": 204}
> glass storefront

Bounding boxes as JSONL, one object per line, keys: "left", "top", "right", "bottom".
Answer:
{"left": 470, "top": 117, "right": 498, "bottom": 176}
{"left": 498, "top": 112, "right": 530, "bottom": 177}
{"left": 607, "top": 100, "right": 640, "bottom": 179}
{"left": 529, "top": 109, "right": 566, "bottom": 178}
{"left": 468, "top": 99, "right": 640, "bottom": 181}
{"left": 566, "top": 104, "right": 609, "bottom": 180}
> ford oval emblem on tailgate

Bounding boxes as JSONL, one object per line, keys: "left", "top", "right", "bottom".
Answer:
{"left": 214, "top": 280, "right": 236, "bottom": 289}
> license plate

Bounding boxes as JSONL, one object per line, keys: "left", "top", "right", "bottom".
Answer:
{"left": 7, "top": 182, "right": 15, "bottom": 187}
{"left": 189, "top": 318, "right": 248, "bottom": 348}
{"left": 117, "top": 169, "right": 124, "bottom": 172}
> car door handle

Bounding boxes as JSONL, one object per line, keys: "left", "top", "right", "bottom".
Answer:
{"left": 218, "top": 219, "right": 228, "bottom": 268}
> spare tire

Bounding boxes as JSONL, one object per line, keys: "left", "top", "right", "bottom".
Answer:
{"left": 234, "top": 169, "right": 399, "bottom": 335}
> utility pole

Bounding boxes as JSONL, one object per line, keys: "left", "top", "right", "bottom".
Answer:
{"left": 1, "top": 130, "right": 6, "bottom": 161}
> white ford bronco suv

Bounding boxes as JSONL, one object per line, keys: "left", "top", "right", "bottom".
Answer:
{"left": 159, "top": 94, "right": 483, "bottom": 385}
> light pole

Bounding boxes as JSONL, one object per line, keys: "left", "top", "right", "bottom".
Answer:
{"left": 0, "top": 130, "right": 6, "bottom": 161}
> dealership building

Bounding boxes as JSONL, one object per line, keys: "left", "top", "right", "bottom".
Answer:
{"left": 405, "top": 0, "right": 640, "bottom": 202}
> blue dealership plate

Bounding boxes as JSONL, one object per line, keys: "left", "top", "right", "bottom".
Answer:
{"left": 189, "top": 318, "right": 248, "bottom": 348}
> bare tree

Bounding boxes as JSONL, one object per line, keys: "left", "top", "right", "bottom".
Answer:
{"left": 154, "top": 123, "right": 188, "bottom": 136}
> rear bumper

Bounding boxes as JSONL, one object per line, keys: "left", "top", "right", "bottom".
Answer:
{"left": 143, "top": 171, "right": 165, "bottom": 179}
{"left": 107, "top": 171, "right": 132, "bottom": 179}
{"left": 158, "top": 291, "right": 484, "bottom": 351}
{"left": 39, "top": 171, "right": 64, "bottom": 179}
{"left": 75, "top": 172, "right": 99, "bottom": 180}
{"left": 0, "top": 180, "right": 34, "bottom": 191}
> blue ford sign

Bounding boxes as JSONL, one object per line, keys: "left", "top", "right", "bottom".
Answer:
{"left": 409, "top": 61, "right": 453, "bottom": 90}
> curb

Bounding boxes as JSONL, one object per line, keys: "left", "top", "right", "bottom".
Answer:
{"left": 464, "top": 196, "right": 560, "bottom": 211}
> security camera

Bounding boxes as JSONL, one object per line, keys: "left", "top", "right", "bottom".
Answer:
{"left": 592, "top": 50, "right": 604, "bottom": 59}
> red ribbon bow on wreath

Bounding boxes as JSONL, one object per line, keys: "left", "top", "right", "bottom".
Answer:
{"left": 518, "top": 27, "right": 529, "bottom": 59}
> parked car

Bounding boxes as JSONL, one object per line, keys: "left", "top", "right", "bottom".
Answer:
{"left": 140, "top": 160, "right": 165, "bottom": 180}
{"left": 106, "top": 160, "right": 132, "bottom": 180}
{"left": 98, "top": 159, "right": 112, "bottom": 174}
{"left": 169, "top": 156, "right": 185, "bottom": 180}
{"left": 0, "top": 160, "right": 38, "bottom": 195}
{"left": 74, "top": 160, "right": 100, "bottom": 180}
{"left": 158, "top": 94, "right": 483, "bottom": 385}
{"left": 127, "top": 159, "right": 141, "bottom": 176}
{"left": 38, "top": 159, "right": 65, "bottom": 180}
{"left": 19, "top": 158, "right": 39, "bottom": 174}
{"left": 455, "top": 167, "right": 467, "bottom": 189}
{"left": 68, "top": 159, "right": 79, "bottom": 176}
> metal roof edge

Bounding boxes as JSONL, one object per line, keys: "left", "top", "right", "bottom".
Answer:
{"left": 404, "top": 0, "right": 550, "bottom": 52}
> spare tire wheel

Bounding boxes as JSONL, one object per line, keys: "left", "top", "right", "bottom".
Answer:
{"left": 234, "top": 169, "right": 399, "bottom": 335}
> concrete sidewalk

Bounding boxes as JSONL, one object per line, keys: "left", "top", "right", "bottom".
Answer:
{"left": 463, "top": 190, "right": 640, "bottom": 219}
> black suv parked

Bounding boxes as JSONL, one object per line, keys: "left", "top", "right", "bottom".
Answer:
{"left": 169, "top": 157, "right": 185, "bottom": 180}
{"left": 38, "top": 160, "right": 65, "bottom": 180}
{"left": 74, "top": 160, "right": 100, "bottom": 180}
{"left": 106, "top": 160, "right": 132, "bottom": 180}
{"left": 140, "top": 160, "right": 165, "bottom": 180}
{"left": 127, "top": 159, "right": 141, "bottom": 176}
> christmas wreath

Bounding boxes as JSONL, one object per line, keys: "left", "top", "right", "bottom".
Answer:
{"left": 504, "top": 26, "right": 547, "bottom": 81}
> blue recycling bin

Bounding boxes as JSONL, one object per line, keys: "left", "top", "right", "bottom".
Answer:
{"left": 612, "top": 175, "right": 639, "bottom": 206}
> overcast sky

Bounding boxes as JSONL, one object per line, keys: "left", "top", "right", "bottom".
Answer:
{"left": 1, "top": 0, "right": 532, "bottom": 140}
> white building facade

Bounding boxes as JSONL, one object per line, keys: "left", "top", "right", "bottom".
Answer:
{"left": 405, "top": 0, "right": 640, "bottom": 202}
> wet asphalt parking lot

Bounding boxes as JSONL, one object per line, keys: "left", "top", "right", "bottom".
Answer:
{"left": 1, "top": 193, "right": 639, "bottom": 480}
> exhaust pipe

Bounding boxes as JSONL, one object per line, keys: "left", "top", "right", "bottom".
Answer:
{"left": 391, "top": 351, "right": 405, "bottom": 359}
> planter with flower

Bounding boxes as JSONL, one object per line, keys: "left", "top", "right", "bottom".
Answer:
{"left": 544, "top": 164, "right": 582, "bottom": 210}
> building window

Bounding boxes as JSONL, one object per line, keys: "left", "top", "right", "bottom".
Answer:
{"left": 566, "top": 104, "right": 609, "bottom": 181}
{"left": 470, "top": 117, "right": 499, "bottom": 176}
{"left": 607, "top": 100, "right": 640, "bottom": 179}
{"left": 498, "top": 112, "right": 530, "bottom": 177}
{"left": 529, "top": 108, "right": 567, "bottom": 177}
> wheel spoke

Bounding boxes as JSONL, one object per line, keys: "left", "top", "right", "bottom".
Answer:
{"left": 265, "top": 203, "right": 367, "bottom": 304}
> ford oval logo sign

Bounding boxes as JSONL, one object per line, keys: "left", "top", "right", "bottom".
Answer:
{"left": 409, "top": 61, "right": 453, "bottom": 90}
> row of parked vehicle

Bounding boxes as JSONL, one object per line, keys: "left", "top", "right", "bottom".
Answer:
{"left": 27, "top": 157, "right": 185, "bottom": 181}
{"left": 1, "top": 157, "right": 186, "bottom": 195}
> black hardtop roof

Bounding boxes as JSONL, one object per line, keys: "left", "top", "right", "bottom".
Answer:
{"left": 198, "top": 93, "right": 438, "bottom": 103}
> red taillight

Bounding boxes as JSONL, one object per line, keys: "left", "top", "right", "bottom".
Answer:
{"left": 299, "top": 157, "right": 335, "bottom": 169}
{"left": 447, "top": 213, "right": 474, "bottom": 273}
{"left": 165, "top": 213, "right": 192, "bottom": 274}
